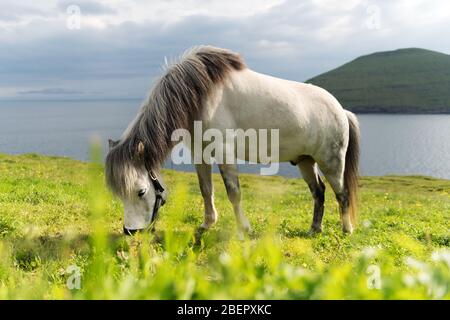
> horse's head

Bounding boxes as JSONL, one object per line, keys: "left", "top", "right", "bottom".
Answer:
{"left": 106, "top": 139, "right": 167, "bottom": 235}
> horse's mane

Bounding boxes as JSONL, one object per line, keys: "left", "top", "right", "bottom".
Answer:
{"left": 105, "top": 45, "right": 246, "bottom": 196}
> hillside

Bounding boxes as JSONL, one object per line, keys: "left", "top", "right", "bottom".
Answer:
{"left": 0, "top": 153, "right": 449, "bottom": 299}
{"left": 306, "top": 48, "right": 450, "bottom": 113}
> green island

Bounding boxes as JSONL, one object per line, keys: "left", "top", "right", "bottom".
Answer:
{"left": 307, "top": 48, "right": 450, "bottom": 113}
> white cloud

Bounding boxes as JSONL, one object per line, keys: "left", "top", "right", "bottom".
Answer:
{"left": 0, "top": 0, "right": 449, "bottom": 99}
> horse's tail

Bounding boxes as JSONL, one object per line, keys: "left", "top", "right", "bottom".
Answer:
{"left": 344, "top": 111, "right": 360, "bottom": 224}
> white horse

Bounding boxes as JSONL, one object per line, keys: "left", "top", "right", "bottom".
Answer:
{"left": 105, "top": 46, "right": 360, "bottom": 236}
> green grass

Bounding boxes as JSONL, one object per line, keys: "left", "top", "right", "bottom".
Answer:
{"left": 307, "top": 48, "right": 450, "bottom": 113}
{"left": 0, "top": 153, "right": 449, "bottom": 299}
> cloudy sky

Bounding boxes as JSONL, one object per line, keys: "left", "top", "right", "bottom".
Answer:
{"left": 1, "top": 0, "right": 449, "bottom": 100}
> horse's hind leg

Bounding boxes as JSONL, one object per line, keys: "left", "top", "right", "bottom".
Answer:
{"left": 195, "top": 164, "right": 218, "bottom": 230}
{"left": 218, "top": 164, "right": 251, "bottom": 236}
{"left": 320, "top": 160, "right": 353, "bottom": 234}
{"left": 297, "top": 156, "right": 326, "bottom": 233}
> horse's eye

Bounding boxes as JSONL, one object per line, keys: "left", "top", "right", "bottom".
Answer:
{"left": 138, "top": 189, "right": 147, "bottom": 198}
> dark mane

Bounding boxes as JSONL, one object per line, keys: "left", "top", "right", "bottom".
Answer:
{"left": 105, "top": 45, "right": 246, "bottom": 196}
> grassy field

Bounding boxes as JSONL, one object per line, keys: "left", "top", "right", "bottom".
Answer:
{"left": 0, "top": 153, "right": 449, "bottom": 299}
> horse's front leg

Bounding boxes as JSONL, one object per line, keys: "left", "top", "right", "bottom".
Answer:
{"left": 195, "top": 163, "right": 218, "bottom": 230}
{"left": 218, "top": 164, "right": 251, "bottom": 237}
{"left": 297, "top": 157, "right": 326, "bottom": 233}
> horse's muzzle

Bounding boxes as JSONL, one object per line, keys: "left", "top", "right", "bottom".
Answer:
{"left": 124, "top": 198, "right": 165, "bottom": 236}
{"left": 123, "top": 227, "right": 140, "bottom": 236}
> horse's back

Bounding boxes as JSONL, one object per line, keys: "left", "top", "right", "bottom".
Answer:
{"left": 223, "top": 68, "right": 346, "bottom": 126}
{"left": 207, "top": 68, "right": 349, "bottom": 162}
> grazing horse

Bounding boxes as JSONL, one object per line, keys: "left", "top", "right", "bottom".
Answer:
{"left": 105, "top": 45, "right": 360, "bottom": 236}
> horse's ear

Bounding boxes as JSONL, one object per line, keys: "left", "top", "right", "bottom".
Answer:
{"left": 108, "top": 139, "right": 119, "bottom": 150}
{"left": 137, "top": 141, "right": 145, "bottom": 157}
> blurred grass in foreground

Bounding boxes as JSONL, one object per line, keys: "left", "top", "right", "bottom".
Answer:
{"left": 0, "top": 151, "right": 448, "bottom": 299}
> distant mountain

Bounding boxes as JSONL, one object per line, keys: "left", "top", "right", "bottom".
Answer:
{"left": 306, "top": 48, "right": 450, "bottom": 113}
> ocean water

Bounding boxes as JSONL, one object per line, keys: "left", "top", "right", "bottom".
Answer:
{"left": 0, "top": 99, "right": 449, "bottom": 179}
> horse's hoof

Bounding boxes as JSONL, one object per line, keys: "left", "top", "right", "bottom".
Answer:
{"left": 196, "top": 225, "right": 209, "bottom": 236}
{"left": 237, "top": 230, "right": 250, "bottom": 241}
{"left": 342, "top": 225, "right": 354, "bottom": 234}
{"left": 200, "top": 221, "right": 215, "bottom": 230}
{"left": 242, "top": 224, "right": 252, "bottom": 234}
{"left": 308, "top": 225, "right": 322, "bottom": 235}
{"left": 239, "top": 219, "right": 252, "bottom": 233}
